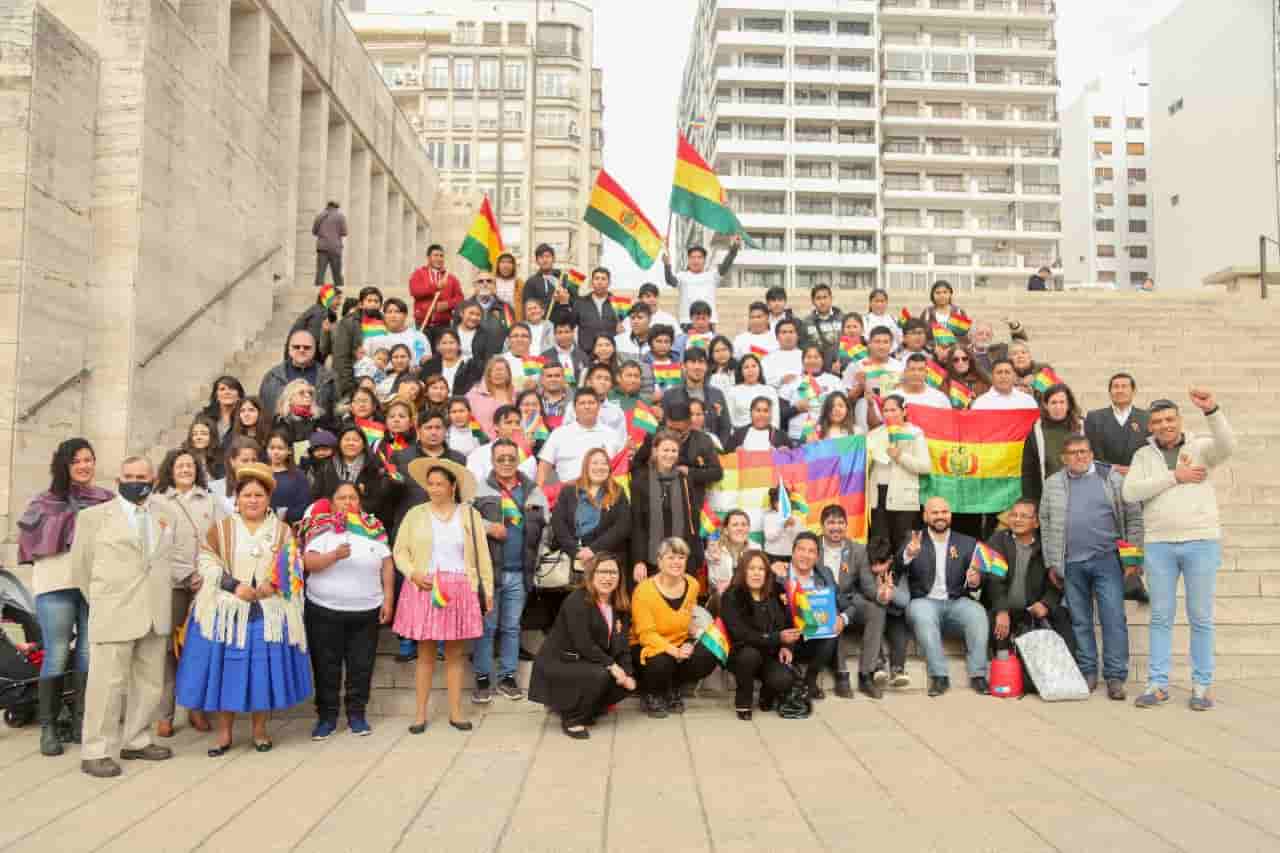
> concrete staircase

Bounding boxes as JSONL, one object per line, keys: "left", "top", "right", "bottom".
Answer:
{"left": 126, "top": 285, "right": 1280, "bottom": 710}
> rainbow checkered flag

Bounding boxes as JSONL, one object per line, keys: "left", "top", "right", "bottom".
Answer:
{"left": 924, "top": 359, "right": 947, "bottom": 389}
{"left": 897, "top": 307, "right": 913, "bottom": 329}
{"left": 1031, "top": 366, "right": 1064, "bottom": 393}
{"left": 698, "top": 500, "right": 722, "bottom": 539}
{"left": 652, "top": 361, "right": 682, "bottom": 389}
{"left": 431, "top": 571, "right": 449, "bottom": 608}
{"left": 698, "top": 617, "right": 731, "bottom": 665}
{"left": 970, "top": 541, "right": 1009, "bottom": 578}
{"left": 1117, "top": 539, "right": 1143, "bottom": 569}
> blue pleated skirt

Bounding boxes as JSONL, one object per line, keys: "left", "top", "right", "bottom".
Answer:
{"left": 175, "top": 610, "right": 313, "bottom": 713}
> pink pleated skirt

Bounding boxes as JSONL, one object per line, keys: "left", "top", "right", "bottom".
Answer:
{"left": 393, "top": 573, "right": 483, "bottom": 642}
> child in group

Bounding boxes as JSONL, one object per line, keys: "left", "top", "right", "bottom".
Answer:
{"left": 863, "top": 288, "right": 903, "bottom": 350}
{"left": 763, "top": 486, "right": 802, "bottom": 571}
{"left": 353, "top": 346, "right": 388, "bottom": 388}
{"left": 673, "top": 301, "right": 716, "bottom": 360}
{"left": 765, "top": 286, "right": 793, "bottom": 333}
{"left": 445, "top": 396, "right": 482, "bottom": 455}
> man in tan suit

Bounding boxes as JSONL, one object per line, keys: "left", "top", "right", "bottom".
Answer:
{"left": 71, "top": 456, "right": 177, "bottom": 778}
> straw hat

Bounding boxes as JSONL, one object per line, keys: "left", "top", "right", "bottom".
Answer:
{"left": 407, "top": 456, "right": 477, "bottom": 503}
{"left": 234, "top": 462, "right": 276, "bottom": 494}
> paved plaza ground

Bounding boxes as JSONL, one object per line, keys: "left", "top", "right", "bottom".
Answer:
{"left": 1, "top": 679, "right": 1279, "bottom": 852}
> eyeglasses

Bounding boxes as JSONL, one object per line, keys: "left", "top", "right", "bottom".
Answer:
{"left": 476, "top": 278, "right": 495, "bottom": 285}
{"left": 1064, "top": 448, "right": 1092, "bottom": 456}
{"left": 952, "top": 356, "right": 969, "bottom": 363}
{"left": 493, "top": 456, "right": 518, "bottom": 464}
{"left": 290, "top": 344, "right": 315, "bottom": 351}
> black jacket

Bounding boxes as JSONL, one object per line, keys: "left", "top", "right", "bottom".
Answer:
{"left": 982, "top": 529, "right": 1062, "bottom": 614}
{"left": 550, "top": 486, "right": 632, "bottom": 558}
{"left": 631, "top": 429, "right": 724, "bottom": 540}
{"left": 473, "top": 471, "right": 549, "bottom": 592}
{"left": 310, "top": 455, "right": 394, "bottom": 528}
{"left": 628, "top": 468, "right": 702, "bottom": 569}
{"left": 1084, "top": 406, "right": 1150, "bottom": 467}
{"left": 539, "top": 346, "right": 593, "bottom": 386}
{"left": 724, "top": 426, "right": 792, "bottom": 452}
{"left": 271, "top": 412, "right": 337, "bottom": 448}
{"left": 527, "top": 588, "right": 632, "bottom": 710}
{"left": 1027, "top": 273, "right": 1049, "bottom": 291}
{"left": 417, "top": 355, "right": 482, "bottom": 395}
{"left": 451, "top": 323, "right": 503, "bottom": 370}
{"left": 551, "top": 293, "right": 620, "bottom": 352}
{"left": 523, "top": 270, "right": 578, "bottom": 314}
{"left": 660, "top": 385, "right": 732, "bottom": 447}
{"left": 719, "top": 585, "right": 791, "bottom": 654}
{"left": 288, "top": 304, "right": 333, "bottom": 364}
{"left": 897, "top": 530, "right": 980, "bottom": 601}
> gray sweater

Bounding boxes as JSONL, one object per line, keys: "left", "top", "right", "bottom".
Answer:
{"left": 1039, "top": 463, "right": 1143, "bottom": 571}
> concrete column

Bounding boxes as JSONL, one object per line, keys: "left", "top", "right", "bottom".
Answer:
{"left": 401, "top": 207, "right": 416, "bottom": 295}
{"left": 179, "top": 0, "right": 231, "bottom": 62}
{"left": 367, "top": 170, "right": 387, "bottom": 293}
{"left": 347, "top": 145, "right": 371, "bottom": 290}
{"left": 295, "top": 88, "right": 329, "bottom": 290}
{"left": 386, "top": 190, "right": 404, "bottom": 294}
{"left": 325, "top": 113, "right": 352, "bottom": 238}
{"left": 416, "top": 222, "right": 428, "bottom": 270}
{"left": 229, "top": 3, "right": 270, "bottom": 104}
{"left": 268, "top": 51, "right": 302, "bottom": 288}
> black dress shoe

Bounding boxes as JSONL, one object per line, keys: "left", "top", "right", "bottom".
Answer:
{"left": 449, "top": 718, "right": 473, "bottom": 732}
{"left": 207, "top": 741, "right": 233, "bottom": 757}
{"left": 518, "top": 647, "right": 536, "bottom": 662}
{"left": 758, "top": 696, "right": 775, "bottom": 713}
{"left": 858, "top": 673, "right": 884, "bottom": 700}
{"left": 928, "top": 677, "right": 949, "bottom": 697}
{"left": 735, "top": 709, "right": 752, "bottom": 721}
{"left": 561, "top": 718, "right": 590, "bottom": 739}
{"left": 833, "top": 672, "right": 854, "bottom": 699}
{"left": 408, "top": 721, "right": 428, "bottom": 734}
{"left": 970, "top": 676, "right": 990, "bottom": 695}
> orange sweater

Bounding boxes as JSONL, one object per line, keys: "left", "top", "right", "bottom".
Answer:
{"left": 629, "top": 575, "right": 701, "bottom": 664}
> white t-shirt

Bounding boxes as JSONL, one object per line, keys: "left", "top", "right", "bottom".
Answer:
{"left": 927, "top": 532, "right": 950, "bottom": 600}
{"left": 466, "top": 442, "right": 538, "bottom": 483}
{"left": 624, "top": 310, "right": 679, "bottom": 335}
{"left": 538, "top": 420, "right": 624, "bottom": 482}
{"left": 674, "top": 269, "right": 723, "bottom": 323}
{"left": 733, "top": 330, "right": 779, "bottom": 359}
{"left": 727, "top": 384, "right": 781, "bottom": 429}
{"left": 763, "top": 348, "right": 804, "bottom": 388}
{"left": 441, "top": 359, "right": 465, "bottom": 391}
{"left": 844, "top": 357, "right": 903, "bottom": 395}
{"left": 614, "top": 332, "right": 651, "bottom": 361}
{"left": 526, "top": 321, "right": 554, "bottom": 354}
{"left": 458, "top": 327, "right": 478, "bottom": 359}
{"left": 562, "top": 397, "right": 629, "bottom": 444}
{"left": 897, "top": 385, "right": 952, "bottom": 410}
{"left": 740, "top": 427, "right": 775, "bottom": 451}
{"left": 305, "top": 530, "right": 390, "bottom": 612}
{"left": 446, "top": 425, "right": 480, "bottom": 456}
{"left": 862, "top": 312, "right": 903, "bottom": 348}
{"left": 367, "top": 328, "right": 431, "bottom": 364}
{"left": 972, "top": 388, "right": 1039, "bottom": 410}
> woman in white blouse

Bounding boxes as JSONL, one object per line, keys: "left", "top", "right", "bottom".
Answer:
{"left": 727, "top": 354, "right": 780, "bottom": 431}
{"left": 866, "top": 394, "right": 932, "bottom": 552}
{"left": 781, "top": 346, "right": 843, "bottom": 444}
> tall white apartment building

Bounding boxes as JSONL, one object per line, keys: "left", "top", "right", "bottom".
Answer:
{"left": 1061, "top": 49, "right": 1153, "bottom": 289}
{"left": 348, "top": 0, "right": 603, "bottom": 273}
{"left": 677, "top": 0, "right": 1063, "bottom": 293}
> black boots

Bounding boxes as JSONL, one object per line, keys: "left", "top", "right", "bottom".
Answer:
{"left": 68, "top": 671, "right": 87, "bottom": 744}
{"left": 38, "top": 676, "right": 64, "bottom": 756}
{"left": 833, "top": 672, "right": 854, "bottom": 699}
{"left": 858, "top": 673, "right": 884, "bottom": 700}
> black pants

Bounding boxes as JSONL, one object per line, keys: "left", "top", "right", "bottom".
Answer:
{"left": 315, "top": 250, "right": 344, "bottom": 288}
{"left": 837, "top": 599, "right": 888, "bottom": 676}
{"left": 885, "top": 612, "right": 909, "bottom": 670}
{"left": 793, "top": 636, "right": 839, "bottom": 682}
{"left": 633, "top": 644, "right": 719, "bottom": 696}
{"left": 305, "top": 601, "right": 379, "bottom": 720}
{"left": 560, "top": 665, "right": 633, "bottom": 725}
{"left": 871, "top": 487, "right": 919, "bottom": 552}
{"left": 727, "top": 646, "right": 795, "bottom": 708}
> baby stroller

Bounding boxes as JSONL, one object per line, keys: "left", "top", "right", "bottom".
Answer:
{"left": 0, "top": 568, "right": 71, "bottom": 731}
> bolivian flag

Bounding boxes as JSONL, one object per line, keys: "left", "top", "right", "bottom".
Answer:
{"left": 457, "top": 195, "right": 503, "bottom": 271}
{"left": 669, "top": 132, "right": 758, "bottom": 247}
{"left": 909, "top": 407, "right": 1039, "bottom": 513}
{"left": 584, "top": 170, "right": 663, "bottom": 269}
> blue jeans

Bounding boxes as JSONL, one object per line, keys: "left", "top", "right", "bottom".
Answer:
{"left": 473, "top": 571, "right": 526, "bottom": 682}
{"left": 1064, "top": 552, "right": 1129, "bottom": 681}
{"left": 35, "top": 589, "right": 90, "bottom": 677}
{"left": 906, "top": 597, "right": 988, "bottom": 679}
{"left": 1145, "top": 540, "right": 1220, "bottom": 688}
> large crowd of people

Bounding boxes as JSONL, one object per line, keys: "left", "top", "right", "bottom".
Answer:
{"left": 10, "top": 238, "right": 1233, "bottom": 779}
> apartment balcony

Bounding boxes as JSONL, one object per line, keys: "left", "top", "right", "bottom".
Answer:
{"left": 791, "top": 104, "right": 879, "bottom": 123}
{"left": 882, "top": 68, "right": 1058, "bottom": 95}
{"left": 790, "top": 213, "right": 881, "bottom": 232}
{"left": 882, "top": 214, "right": 1061, "bottom": 239}
{"left": 792, "top": 250, "right": 881, "bottom": 269}
{"left": 721, "top": 174, "right": 790, "bottom": 192}
{"left": 883, "top": 175, "right": 1029, "bottom": 201}
{"left": 880, "top": 103, "right": 1058, "bottom": 130}
{"left": 714, "top": 28, "right": 790, "bottom": 49}
{"left": 719, "top": 0, "right": 877, "bottom": 12}
{"left": 882, "top": 250, "right": 1056, "bottom": 273}
{"left": 534, "top": 206, "right": 578, "bottom": 222}
{"left": 715, "top": 136, "right": 789, "bottom": 156}
{"left": 881, "top": 140, "right": 1060, "bottom": 165}
{"left": 735, "top": 211, "right": 792, "bottom": 229}
{"left": 879, "top": 0, "right": 1057, "bottom": 22}
{"left": 715, "top": 100, "right": 791, "bottom": 120}
{"left": 791, "top": 140, "right": 879, "bottom": 160}
{"left": 535, "top": 165, "right": 582, "bottom": 184}
{"left": 714, "top": 63, "right": 788, "bottom": 85}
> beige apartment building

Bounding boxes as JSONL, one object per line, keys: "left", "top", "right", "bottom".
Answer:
{"left": 349, "top": 0, "right": 604, "bottom": 274}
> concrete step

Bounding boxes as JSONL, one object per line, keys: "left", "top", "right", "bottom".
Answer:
{"left": 1123, "top": 596, "right": 1280, "bottom": 625}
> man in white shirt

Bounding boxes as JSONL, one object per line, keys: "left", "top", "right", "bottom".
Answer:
{"left": 896, "top": 354, "right": 951, "bottom": 410}
{"left": 561, "top": 365, "right": 629, "bottom": 443}
{"left": 763, "top": 318, "right": 804, "bottom": 389}
{"left": 537, "top": 389, "right": 624, "bottom": 485}
{"left": 765, "top": 286, "right": 794, "bottom": 333}
{"left": 843, "top": 326, "right": 903, "bottom": 396}
{"left": 467, "top": 406, "right": 538, "bottom": 482}
{"left": 972, "top": 359, "right": 1038, "bottom": 411}
{"left": 732, "top": 302, "right": 780, "bottom": 359}
{"left": 622, "top": 283, "right": 678, "bottom": 335}
{"left": 522, "top": 297, "right": 554, "bottom": 354}
{"left": 662, "top": 235, "right": 741, "bottom": 326}
{"left": 366, "top": 298, "right": 431, "bottom": 366}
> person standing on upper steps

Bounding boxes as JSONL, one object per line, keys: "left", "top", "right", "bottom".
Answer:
{"left": 661, "top": 235, "right": 741, "bottom": 329}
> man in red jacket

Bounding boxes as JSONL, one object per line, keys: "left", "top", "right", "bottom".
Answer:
{"left": 409, "top": 244, "right": 463, "bottom": 339}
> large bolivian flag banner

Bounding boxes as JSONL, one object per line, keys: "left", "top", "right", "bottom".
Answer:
{"left": 584, "top": 169, "right": 663, "bottom": 269}
{"left": 669, "top": 132, "right": 758, "bottom": 247}
{"left": 908, "top": 407, "right": 1040, "bottom": 513}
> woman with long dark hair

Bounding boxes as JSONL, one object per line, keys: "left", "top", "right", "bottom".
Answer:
{"left": 720, "top": 549, "right": 801, "bottom": 719}
{"left": 231, "top": 396, "right": 271, "bottom": 453}
{"left": 629, "top": 432, "right": 700, "bottom": 586}
{"left": 945, "top": 346, "right": 991, "bottom": 404}
{"left": 182, "top": 415, "right": 224, "bottom": 480}
{"left": 1022, "top": 383, "right": 1084, "bottom": 503}
{"left": 707, "top": 335, "right": 737, "bottom": 396}
{"left": 18, "top": 438, "right": 114, "bottom": 756}
{"left": 200, "top": 376, "right": 246, "bottom": 444}
{"left": 265, "top": 428, "right": 313, "bottom": 524}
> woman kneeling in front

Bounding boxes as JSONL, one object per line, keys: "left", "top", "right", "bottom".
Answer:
{"left": 630, "top": 538, "right": 719, "bottom": 718}
{"left": 720, "top": 549, "right": 801, "bottom": 720}
{"left": 529, "top": 555, "right": 636, "bottom": 739}
{"left": 393, "top": 458, "right": 493, "bottom": 733}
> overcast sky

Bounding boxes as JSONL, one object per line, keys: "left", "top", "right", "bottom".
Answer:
{"left": 593, "top": 0, "right": 1184, "bottom": 284}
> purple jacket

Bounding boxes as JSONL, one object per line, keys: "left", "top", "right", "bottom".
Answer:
{"left": 17, "top": 486, "right": 114, "bottom": 563}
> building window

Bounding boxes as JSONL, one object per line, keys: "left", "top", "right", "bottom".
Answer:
{"left": 1093, "top": 115, "right": 1112, "bottom": 129}
{"left": 534, "top": 110, "right": 570, "bottom": 138}
{"left": 742, "top": 53, "right": 784, "bottom": 69}
{"left": 837, "top": 91, "right": 873, "bottom": 108}
{"left": 794, "top": 161, "right": 832, "bottom": 179}
{"left": 795, "top": 54, "right": 831, "bottom": 70}
{"left": 1128, "top": 245, "right": 1148, "bottom": 259}
{"left": 1098, "top": 271, "right": 1117, "bottom": 282}
{"left": 428, "top": 58, "right": 449, "bottom": 89}
{"left": 1095, "top": 218, "right": 1115, "bottom": 232}
{"left": 456, "top": 21, "right": 476, "bottom": 44}
{"left": 1129, "top": 219, "right": 1148, "bottom": 233}
{"left": 795, "top": 195, "right": 832, "bottom": 215}
{"left": 838, "top": 234, "right": 875, "bottom": 253}
{"left": 1128, "top": 194, "right": 1147, "bottom": 207}
{"left": 742, "top": 269, "right": 784, "bottom": 287}
{"left": 504, "top": 141, "right": 525, "bottom": 167}
{"left": 794, "top": 87, "right": 831, "bottom": 105}
{"left": 504, "top": 61, "right": 525, "bottom": 90}
{"left": 742, "top": 87, "right": 784, "bottom": 104}
{"left": 1097, "top": 244, "right": 1116, "bottom": 257}
{"left": 1130, "top": 271, "right": 1150, "bottom": 284}
{"left": 740, "top": 123, "right": 785, "bottom": 141}
{"left": 795, "top": 233, "right": 833, "bottom": 251}
{"left": 503, "top": 107, "right": 523, "bottom": 130}
{"left": 537, "top": 70, "right": 573, "bottom": 98}
{"left": 502, "top": 184, "right": 522, "bottom": 208}
{"left": 1095, "top": 193, "right": 1114, "bottom": 207}
{"left": 591, "top": 128, "right": 603, "bottom": 149}
{"left": 1126, "top": 116, "right": 1144, "bottom": 129}
{"left": 426, "top": 98, "right": 447, "bottom": 129}
{"left": 477, "top": 99, "right": 498, "bottom": 129}
{"left": 1127, "top": 168, "right": 1147, "bottom": 183}
{"left": 747, "top": 232, "right": 784, "bottom": 251}
{"left": 425, "top": 141, "right": 446, "bottom": 168}
{"left": 1127, "top": 142, "right": 1145, "bottom": 155}
{"left": 478, "top": 59, "right": 499, "bottom": 90}
{"left": 451, "top": 143, "right": 471, "bottom": 169}
{"left": 483, "top": 22, "right": 501, "bottom": 44}
{"left": 837, "top": 20, "right": 871, "bottom": 36}
{"left": 508, "top": 23, "right": 527, "bottom": 45}
{"left": 1093, "top": 141, "right": 1113, "bottom": 157}
{"left": 477, "top": 141, "right": 498, "bottom": 170}
{"left": 741, "top": 17, "right": 784, "bottom": 33}
{"left": 796, "top": 270, "right": 834, "bottom": 288}
{"left": 740, "top": 159, "right": 785, "bottom": 177}
{"left": 1093, "top": 167, "right": 1113, "bottom": 182}
{"left": 454, "top": 59, "right": 473, "bottom": 89}
{"left": 453, "top": 99, "right": 473, "bottom": 129}
{"left": 794, "top": 19, "right": 830, "bottom": 34}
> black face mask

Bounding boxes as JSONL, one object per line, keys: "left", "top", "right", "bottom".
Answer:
{"left": 119, "top": 481, "right": 153, "bottom": 505}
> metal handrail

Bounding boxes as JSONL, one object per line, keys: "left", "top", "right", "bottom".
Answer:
{"left": 1260, "top": 235, "right": 1279, "bottom": 299}
{"left": 137, "top": 245, "right": 281, "bottom": 368}
{"left": 17, "top": 365, "right": 93, "bottom": 423}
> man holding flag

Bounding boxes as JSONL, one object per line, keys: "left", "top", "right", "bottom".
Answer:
{"left": 899, "top": 497, "right": 988, "bottom": 697}
{"left": 662, "top": 239, "right": 740, "bottom": 328}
